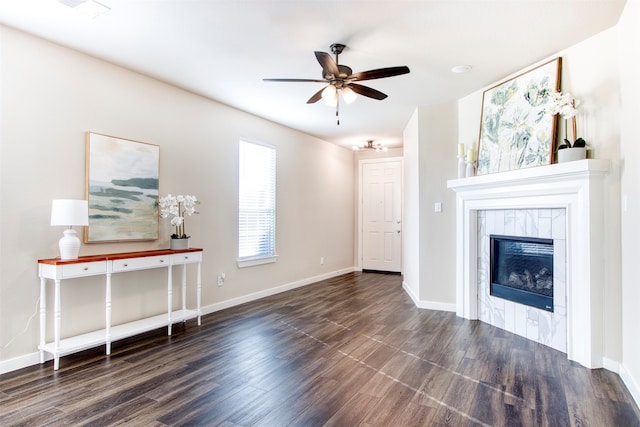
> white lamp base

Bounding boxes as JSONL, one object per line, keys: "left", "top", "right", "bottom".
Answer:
{"left": 59, "top": 228, "right": 81, "bottom": 260}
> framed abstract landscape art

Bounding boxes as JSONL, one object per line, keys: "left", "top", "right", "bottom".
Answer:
{"left": 476, "top": 58, "right": 561, "bottom": 175}
{"left": 85, "top": 132, "right": 160, "bottom": 242}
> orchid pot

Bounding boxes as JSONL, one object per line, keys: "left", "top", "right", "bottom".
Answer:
{"left": 170, "top": 237, "right": 190, "bottom": 250}
{"left": 557, "top": 146, "right": 587, "bottom": 163}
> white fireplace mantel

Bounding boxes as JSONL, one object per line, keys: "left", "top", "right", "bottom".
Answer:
{"left": 447, "top": 159, "right": 609, "bottom": 368}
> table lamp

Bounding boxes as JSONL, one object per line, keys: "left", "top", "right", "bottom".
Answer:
{"left": 50, "top": 199, "right": 89, "bottom": 260}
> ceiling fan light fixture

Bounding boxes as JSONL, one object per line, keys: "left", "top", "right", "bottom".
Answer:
{"left": 353, "top": 140, "right": 387, "bottom": 152}
{"left": 324, "top": 93, "right": 338, "bottom": 107}
{"left": 341, "top": 86, "right": 357, "bottom": 104}
{"left": 321, "top": 84, "right": 337, "bottom": 101}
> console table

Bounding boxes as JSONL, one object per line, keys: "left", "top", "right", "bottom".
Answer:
{"left": 37, "top": 248, "right": 203, "bottom": 370}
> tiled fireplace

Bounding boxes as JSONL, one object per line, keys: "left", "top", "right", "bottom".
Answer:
{"left": 478, "top": 209, "right": 567, "bottom": 353}
{"left": 448, "top": 159, "right": 609, "bottom": 369}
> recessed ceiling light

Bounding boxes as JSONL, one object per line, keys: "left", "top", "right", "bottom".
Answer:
{"left": 451, "top": 65, "right": 472, "bottom": 74}
{"left": 59, "top": 0, "right": 110, "bottom": 18}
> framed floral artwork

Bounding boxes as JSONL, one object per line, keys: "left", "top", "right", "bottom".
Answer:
{"left": 476, "top": 57, "right": 561, "bottom": 175}
{"left": 85, "top": 132, "right": 160, "bottom": 242}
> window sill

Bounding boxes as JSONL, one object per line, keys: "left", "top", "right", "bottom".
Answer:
{"left": 236, "top": 254, "right": 278, "bottom": 268}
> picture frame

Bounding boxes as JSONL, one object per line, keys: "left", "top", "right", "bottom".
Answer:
{"left": 476, "top": 57, "right": 561, "bottom": 175}
{"left": 85, "top": 132, "right": 160, "bottom": 242}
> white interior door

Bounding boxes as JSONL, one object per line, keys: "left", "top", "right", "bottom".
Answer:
{"left": 361, "top": 160, "right": 402, "bottom": 272}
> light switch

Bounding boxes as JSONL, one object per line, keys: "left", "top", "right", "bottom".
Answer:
{"left": 434, "top": 202, "right": 442, "bottom": 213}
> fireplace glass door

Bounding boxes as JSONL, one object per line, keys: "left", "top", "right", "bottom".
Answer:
{"left": 490, "top": 235, "right": 554, "bottom": 312}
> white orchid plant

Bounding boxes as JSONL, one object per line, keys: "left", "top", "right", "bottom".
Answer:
{"left": 546, "top": 91, "right": 586, "bottom": 150}
{"left": 158, "top": 194, "right": 199, "bottom": 239}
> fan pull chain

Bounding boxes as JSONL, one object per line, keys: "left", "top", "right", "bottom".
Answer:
{"left": 336, "top": 96, "right": 340, "bottom": 125}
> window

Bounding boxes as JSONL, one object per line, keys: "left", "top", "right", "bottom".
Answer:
{"left": 237, "top": 139, "right": 276, "bottom": 267}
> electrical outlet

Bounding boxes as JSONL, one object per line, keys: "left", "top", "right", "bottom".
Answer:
{"left": 320, "top": 256, "right": 324, "bottom": 265}
{"left": 434, "top": 202, "right": 442, "bottom": 213}
{"left": 217, "top": 273, "right": 225, "bottom": 286}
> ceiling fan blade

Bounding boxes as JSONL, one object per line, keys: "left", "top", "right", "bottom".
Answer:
{"left": 263, "top": 78, "right": 326, "bottom": 83}
{"left": 306, "top": 87, "right": 326, "bottom": 104}
{"left": 348, "top": 83, "right": 388, "bottom": 100}
{"left": 348, "top": 66, "right": 410, "bottom": 81}
{"left": 314, "top": 51, "right": 340, "bottom": 79}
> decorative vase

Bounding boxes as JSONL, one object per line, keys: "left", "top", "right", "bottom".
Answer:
{"left": 557, "top": 147, "right": 587, "bottom": 163}
{"left": 170, "top": 238, "right": 190, "bottom": 250}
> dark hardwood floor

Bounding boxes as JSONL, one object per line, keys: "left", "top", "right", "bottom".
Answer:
{"left": 1, "top": 272, "right": 639, "bottom": 426}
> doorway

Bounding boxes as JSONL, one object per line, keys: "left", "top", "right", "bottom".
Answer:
{"left": 359, "top": 158, "right": 403, "bottom": 272}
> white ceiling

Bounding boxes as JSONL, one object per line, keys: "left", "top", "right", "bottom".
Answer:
{"left": 0, "top": 0, "right": 626, "bottom": 149}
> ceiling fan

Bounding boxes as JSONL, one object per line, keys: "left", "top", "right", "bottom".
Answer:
{"left": 263, "top": 43, "right": 410, "bottom": 125}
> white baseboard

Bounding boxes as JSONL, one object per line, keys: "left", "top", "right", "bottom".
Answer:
{"left": 402, "top": 280, "right": 456, "bottom": 312}
{"left": 0, "top": 352, "right": 51, "bottom": 375}
{"left": 620, "top": 363, "right": 640, "bottom": 409}
{"left": 594, "top": 358, "right": 640, "bottom": 409}
{"left": 0, "top": 267, "right": 356, "bottom": 376}
{"left": 402, "top": 280, "right": 420, "bottom": 305}
{"left": 602, "top": 357, "right": 620, "bottom": 374}
{"left": 201, "top": 267, "right": 355, "bottom": 316}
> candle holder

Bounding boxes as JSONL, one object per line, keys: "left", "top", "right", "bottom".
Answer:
{"left": 465, "top": 159, "right": 476, "bottom": 178}
{"left": 457, "top": 154, "right": 466, "bottom": 178}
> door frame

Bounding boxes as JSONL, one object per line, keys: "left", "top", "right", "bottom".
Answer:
{"left": 357, "top": 157, "right": 404, "bottom": 272}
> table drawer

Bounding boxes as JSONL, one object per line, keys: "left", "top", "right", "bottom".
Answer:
{"left": 112, "top": 255, "right": 170, "bottom": 272}
{"left": 61, "top": 262, "right": 107, "bottom": 278}
{"left": 172, "top": 252, "right": 202, "bottom": 264}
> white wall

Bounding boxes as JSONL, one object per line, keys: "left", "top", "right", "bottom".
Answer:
{"left": 618, "top": 0, "right": 640, "bottom": 405}
{"left": 0, "top": 26, "right": 355, "bottom": 369}
{"left": 417, "top": 104, "right": 457, "bottom": 308}
{"left": 402, "top": 104, "right": 458, "bottom": 311}
{"left": 402, "top": 110, "right": 420, "bottom": 299}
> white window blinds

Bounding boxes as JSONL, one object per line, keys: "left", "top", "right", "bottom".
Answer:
{"left": 238, "top": 140, "right": 276, "bottom": 264}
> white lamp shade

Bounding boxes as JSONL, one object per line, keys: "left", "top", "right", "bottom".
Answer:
{"left": 341, "top": 86, "right": 357, "bottom": 104}
{"left": 51, "top": 199, "right": 89, "bottom": 226}
{"left": 324, "top": 92, "right": 338, "bottom": 107}
{"left": 321, "top": 84, "right": 337, "bottom": 101}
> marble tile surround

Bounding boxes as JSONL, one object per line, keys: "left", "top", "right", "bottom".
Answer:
{"left": 477, "top": 209, "right": 567, "bottom": 353}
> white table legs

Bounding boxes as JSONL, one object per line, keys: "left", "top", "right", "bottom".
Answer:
{"left": 181, "top": 264, "right": 187, "bottom": 318}
{"left": 197, "top": 261, "right": 202, "bottom": 326}
{"left": 39, "top": 278, "right": 46, "bottom": 364}
{"left": 53, "top": 279, "right": 61, "bottom": 370}
{"left": 167, "top": 265, "right": 173, "bottom": 335}
{"left": 105, "top": 272, "right": 112, "bottom": 355}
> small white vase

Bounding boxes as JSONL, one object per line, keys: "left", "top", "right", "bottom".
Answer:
{"left": 170, "top": 238, "right": 190, "bottom": 250}
{"left": 557, "top": 147, "right": 587, "bottom": 163}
